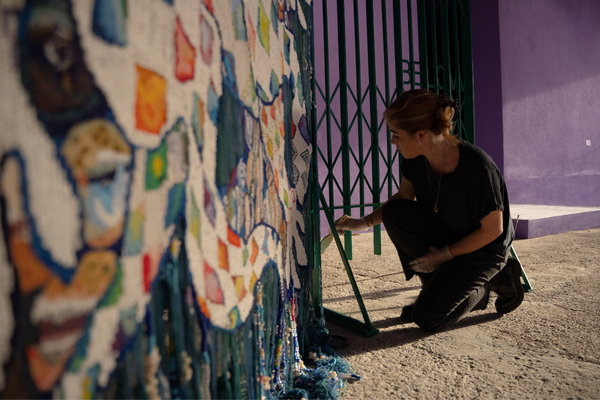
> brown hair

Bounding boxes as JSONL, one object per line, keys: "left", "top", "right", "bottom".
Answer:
{"left": 383, "top": 89, "right": 460, "bottom": 144}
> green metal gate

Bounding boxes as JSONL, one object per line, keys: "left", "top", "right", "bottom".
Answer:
{"left": 307, "top": 0, "right": 475, "bottom": 336}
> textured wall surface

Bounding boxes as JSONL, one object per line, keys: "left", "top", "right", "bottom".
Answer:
{"left": 497, "top": 0, "right": 600, "bottom": 206}
{"left": 0, "top": 1, "right": 340, "bottom": 398}
{"left": 470, "top": 0, "right": 504, "bottom": 173}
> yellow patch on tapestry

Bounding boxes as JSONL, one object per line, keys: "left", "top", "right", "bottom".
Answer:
{"left": 249, "top": 271, "right": 258, "bottom": 295}
{"left": 232, "top": 276, "right": 247, "bottom": 301}
{"left": 190, "top": 192, "right": 201, "bottom": 247}
{"left": 258, "top": 1, "right": 270, "bottom": 55}
{"left": 135, "top": 65, "right": 167, "bottom": 134}
{"left": 44, "top": 251, "right": 117, "bottom": 300}
{"left": 267, "top": 136, "right": 273, "bottom": 158}
{"left": 218, "top": 238, "right": 229, "bottom": 271}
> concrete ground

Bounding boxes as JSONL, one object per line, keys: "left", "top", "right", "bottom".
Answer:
{"left": 320, "top": 228, "right": 600, "bottom": 399}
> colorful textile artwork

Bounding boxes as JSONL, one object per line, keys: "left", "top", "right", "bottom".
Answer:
{"left": 0, "top": 1, "right": 355, "bottom": 398}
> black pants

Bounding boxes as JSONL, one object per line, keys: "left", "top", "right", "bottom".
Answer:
{"left": 382, "top": 199, "right": 506, "bottom": 332}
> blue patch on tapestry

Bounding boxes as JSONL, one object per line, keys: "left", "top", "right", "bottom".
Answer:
{"left": 255, "top": 83, "right": 270, "bottom": 103}
{"left": 291, "top": 7, "right": 312, "bottom": 110}
{"left": 262, "top": 233, "right": 269, "bottom": 256}
{"left": 282, "top": 79, "right": 295, "bottom": 189}
{"left": 85, "top": 365, "right": 101, "bottom": 396}
{"left": 297, "top": 114, "right": 310, "bottom": 145}
{"left": 192, "top": 92, "right": 204, "bottom": 154}
{"left": 284, "top": 31, "right": 290, "bottom": 64}
{"left": 208, "top": 83, "right": 220, "bottom": 125}
{"left": 231, "top": 0, "right": 247, "bottom": 41}
{"left": 123, "top": 208, "right": 144, "bottom": 256}
{"left": 92, "top": 0, "right": 128, "bottom": 46}
{"left": 271, "top": 1, "right": 279, "bottom": 33}
{"left": 165, "top": 182, "right": 185, "bottom": 228}
{"left": 162, "top": 0, "right": 173, "bottom": 4}
{"left": 296, "top": 71, "right": 304, "bottom": 105}
{"left": 269, "top": 69, "right": 280, "bottom": 97}
{"left": 215, "top": 85, "right": 246, "bottom": 192}
{"left": 222, "top": 50, "right": 238, "bottom": 93}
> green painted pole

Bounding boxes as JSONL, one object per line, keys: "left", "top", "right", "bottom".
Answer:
{"left": 431, "top": 0, "right": 439, "bottom": 92}
{"left": 366, "top": 0, "right": 381, "bottom": 256}
{"left": 459, "top": 0, "right": 475, "bottom": 144}
{"left": 451, "top": 1, "right": 462, "bottom": 137}
{"left": 392, "top": 0, "right": 404, "bottom": 185}
{"left": 393, "top": 0, "right": 404, "bottom": 92}
{"left": 381, "top": 0, "right": 393, "bottom": 203}
{"left": 440, "top": 0, "right": 452, "bottom": 96}
{"left": 320, "top": 190, "right": 379, "bottom": 337}
{"left": 417, "top": 0, "right": 430, "bottom": 90}
{"left": 407, "top": 0, "right": 416, "bottom": 89}
{"left": 322, "top": 0, "right": 335, "bottom": 212}
{"left": 308, "top": 0, "right": 322, "bottom": 320}
{"left": 353, "top": 0, "right": 366, "bottom": 224}
{"left": 337, "top": 0, "right": 353, "bottom": 260}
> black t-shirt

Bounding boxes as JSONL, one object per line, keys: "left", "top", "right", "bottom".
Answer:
{"left": 401, "top": 140, "right": 514, "bottom": 255}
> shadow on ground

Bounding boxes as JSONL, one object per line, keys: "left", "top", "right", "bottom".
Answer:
{"left": 321, "top": 229, "right": 600, "bottom": 399}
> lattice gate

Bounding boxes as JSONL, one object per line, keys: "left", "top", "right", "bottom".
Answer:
{"left": 306, "top": 0, "right": 475, "bottom": 335}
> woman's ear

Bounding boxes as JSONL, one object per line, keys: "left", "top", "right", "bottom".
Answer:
{"left": 416, "top": 130, "right": 427, "bottom": 143}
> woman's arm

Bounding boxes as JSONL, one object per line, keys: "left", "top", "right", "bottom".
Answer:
{"left": 410, "top": 209, "right": 504, "bottom": 273}
{"left": 334, "top": 178, "right": 415, "bottom": 232}
{"left": 447, "top": 209, "right": 504, "bottom": 257}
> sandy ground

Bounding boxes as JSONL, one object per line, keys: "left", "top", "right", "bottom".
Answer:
{"left": 320, "top": 228, "right": 600, "bottom": 399}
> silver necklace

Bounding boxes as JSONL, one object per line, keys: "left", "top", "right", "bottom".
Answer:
{"left": 426, "top": 146, "right": 446, "bottom": 213}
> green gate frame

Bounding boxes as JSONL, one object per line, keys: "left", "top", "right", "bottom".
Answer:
{"left": 308, "top": 0, "right": 475, "bottom": 336}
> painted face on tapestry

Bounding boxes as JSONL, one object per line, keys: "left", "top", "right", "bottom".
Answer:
{"left": 61, "top": 119, "right": 132, "bottom": 247}
{"left": 0, "top": 1, "right": 129, "bottom": 395}
{"left": 1, "top": 0, "right": 314, "bottom": 397}
{"left": 0, "top": 156, "right": 120, "bottom": 394}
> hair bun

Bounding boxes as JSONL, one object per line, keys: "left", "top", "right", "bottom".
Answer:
{"left": 383, "top": 89, "right": 460, "bottom": 144}
{"left": 450, "top": 98, "right": 460, "bottom": 113}
{"left": 437, "top": 94, "right": 460, "bottom": 113}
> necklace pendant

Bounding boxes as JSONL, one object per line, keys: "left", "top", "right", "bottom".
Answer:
{"left": 434, "top": 205, "right": 438, "bottom": 213}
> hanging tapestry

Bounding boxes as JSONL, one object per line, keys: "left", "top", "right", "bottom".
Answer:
{"left": 0, "top": 0, "right": 356, "bottom": 398}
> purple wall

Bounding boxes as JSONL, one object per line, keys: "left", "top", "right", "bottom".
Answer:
{"left": 316, "top": 0, "right": 600, "bottom": 222}
{"left": 470, "top": 0, "right": 504, "bottom": 172}
{"left": 497, "top": 0, "right": 600, "bottom": 207}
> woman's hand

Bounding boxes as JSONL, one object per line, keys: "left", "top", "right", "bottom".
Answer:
{"left": 409, "top": 246, "right": 453, "bottom": 273}
{"left": 334, "top": 214, "right": 367, "bottom": 234}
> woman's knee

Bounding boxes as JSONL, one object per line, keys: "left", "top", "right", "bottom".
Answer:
{"left": 412, "top": 298, "right": 449, "bottom": 332}
{"left": 412, "top": 310, "right": 447, "bottom": 333}
{"left": 381, "top": 199, "right": 417, "bottom": 226}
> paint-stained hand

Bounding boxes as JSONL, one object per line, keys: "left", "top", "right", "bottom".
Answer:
{"left": 410, "top": 246, "right": 453, "bottom": 274}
